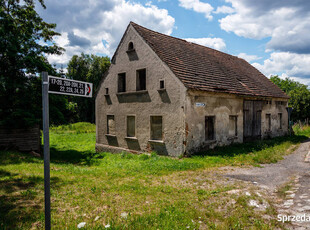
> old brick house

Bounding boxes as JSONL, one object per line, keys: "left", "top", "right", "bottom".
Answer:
{"left": 95, "top": 22, "right": 289, "bottom": 157}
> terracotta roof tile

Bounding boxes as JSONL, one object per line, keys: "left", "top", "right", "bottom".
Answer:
{"left": 130, "top": 22, "right": 288, "bottom": 99}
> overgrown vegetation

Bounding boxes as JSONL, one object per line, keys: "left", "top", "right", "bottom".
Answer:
{"left": 0, "top": 1, "right": 110, "bottom": 128}
{"left": 270, "top": 75, "right": 310, "bottom": 122}
{"left": 66, "top": 53, "right": 111, "bottom": 123}
{"left": 1, "top": 123, "right": 309, "bottom": 229}
{"left": 0, "top": 0, "right": 63, "bottom": 128}
{"left": 50, "top": 122, "right": 96, "bottom": 134}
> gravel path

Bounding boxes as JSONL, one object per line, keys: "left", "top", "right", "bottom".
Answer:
{"left": 225, "top": 139, "right": 310, "bottom": 229}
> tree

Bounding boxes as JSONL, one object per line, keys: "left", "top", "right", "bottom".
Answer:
{"left": 270, "top": 76, "right": 310, "bottom": 121}
{"left": 67, "top": 53, "right": 110, "bottom": 123}
{"left": 0, "top": 0, "right": 64, "bottom": 128}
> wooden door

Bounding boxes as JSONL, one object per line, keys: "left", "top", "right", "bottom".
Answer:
{"left": 205, "top": 116, "right": 215, "bottom": 140}
{"left": 243, "top": 100, "right": 262, "bottom": 141}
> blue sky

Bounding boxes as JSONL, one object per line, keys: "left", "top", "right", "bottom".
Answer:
{"left": 37, "top": 0, "right": 310, "bottom": 85}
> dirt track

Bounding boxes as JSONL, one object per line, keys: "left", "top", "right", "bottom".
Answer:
{"left": 225, "top": 139, "right": 310, "bottom": 229}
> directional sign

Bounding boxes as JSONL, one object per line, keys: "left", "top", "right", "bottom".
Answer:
{"left": 48, "top": 76, "right": 93, "bottom": 97}
{"left": 42, "top": 73, "right": 93, "bottom": 230}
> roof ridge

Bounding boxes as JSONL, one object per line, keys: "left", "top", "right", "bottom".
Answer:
{"left": 130, "top": 21, "right": 242, "bottom": 62}
{"left": 128, "top": 22, "right": 288, "bottom": 98}
{"left": 130, "top": 21, "right": 189, "bottom": 43}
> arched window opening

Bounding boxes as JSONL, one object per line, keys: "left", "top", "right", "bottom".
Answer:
{"left": 128, "top": 42, "right": 134, "bottom": 50}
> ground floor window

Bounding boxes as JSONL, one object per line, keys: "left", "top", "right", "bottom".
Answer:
{"left": 266, "top": 114, "right": 271, "bottom": 131}
{"left": 279, "top": 113, "right": 282, "bottom": 129}
{"left": 205, "top": 116, "right": 215, "bottom": 140}
{"left": 107, "top": 115, "right": 115, "bottom": 135}
{"left": 150, "top": 116, "right": 163, "bottom": 140}
{"left": 229, "top": 115, "right": 238, "bottom": 136}
{"left": 127, "top": 116, "right": 136, "bottom": 137}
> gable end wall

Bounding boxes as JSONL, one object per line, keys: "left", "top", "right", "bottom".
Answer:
{"left": 96, "top": 26, "right": 187, "bottom": 157}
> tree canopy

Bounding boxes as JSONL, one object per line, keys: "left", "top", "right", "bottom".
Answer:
{"left": 67, "top": 53, "right": 110, "bottom": 123}
{"left": 0, "top": 0, "right": 63, "bottom": 128}
{"left": 270, "top": 76, "right": 310, "bottom": 121}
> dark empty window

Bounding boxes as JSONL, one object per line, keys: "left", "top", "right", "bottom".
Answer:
{"left": 107, "top": 115, "right": 115, "bottom": 135}
{"left": 276, "top": 101, "right": 285, "bottom": 106}
{"left": 136, "top": 69, "right": 146, "bottom": 91}
{"left": 118, "top": 73, "right": 126, "bottom": 92}
{"left": 279, "top": 113, "right": 282, "bottom": 129}
{"left": 229, "top": 116, "right": 238, "bottom": 136}
{"left": 127, "top": 116, "right": 135, "bottom": 137}
{"left": 205, "top": 116, "right": 215, "bottom": 140}
{"left": 150, "top": 116, "right": 162, "bottom": 140}
{"left": 105, "top": 88, "right": 109, "bottom": 95}
{"left": 266, "top": 114, "right": 271, "bottom": 131}
{"left": 160, "top": 80, "right": 165, "bottom": 89}
{"left": 128, "top": 42, "right": 134, "bottom": 50}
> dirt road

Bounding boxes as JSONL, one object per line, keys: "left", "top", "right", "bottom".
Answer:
{"left": 225, "top": 139, "right": 310, "bottom": 229}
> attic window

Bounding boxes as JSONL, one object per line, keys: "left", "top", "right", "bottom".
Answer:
{"left": 160, "top": 80, "right": 165, "bottom": 89}
{"left": 128, "top": 42, "right": 134, "bottom": 51}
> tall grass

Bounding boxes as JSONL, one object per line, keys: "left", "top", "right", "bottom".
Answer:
{"left": 293, "top": 124, "right": 310, "bottom": 137}
{"left": 50, "top": 122, "right": 95, "bottom": 134}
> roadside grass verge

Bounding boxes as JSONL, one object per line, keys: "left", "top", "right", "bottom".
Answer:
{"left": 192, "top": 134, "right": 307, "bottom": 167}
{"left": 0, "top": 123, "right": 309, "bottom": 229}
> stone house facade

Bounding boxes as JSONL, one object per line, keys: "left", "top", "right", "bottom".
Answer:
{"left": 95, "top": 22, "right": 289, "bottom": 157}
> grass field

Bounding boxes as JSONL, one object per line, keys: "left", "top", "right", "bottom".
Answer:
{"left": 0, "top": 123, "right": 309, "bottom": 229}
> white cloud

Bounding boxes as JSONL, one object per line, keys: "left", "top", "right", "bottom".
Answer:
{"left": 37, "top": 0, "right": 175, "bottom": 66}
{"left": 219, "top": 0, "right": 310, "bottom": 54}
{"left": 214, "top": 6, "right": 235, "bottom": 14}
{"left": 252, "top": 52, "right": 310, "bottom": 82}
{"left": 185, "top": 37, "right": 226, "bottom": 51}
{"left": 179, "top": 0, "right": 213, "bottom": 20}
{"left": 237, "top": 53, "right": 261, "bottom": 62}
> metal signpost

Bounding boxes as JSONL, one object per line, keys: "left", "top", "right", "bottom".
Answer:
{"left": 42, "top": 72, "right": 93, "bottom": 230}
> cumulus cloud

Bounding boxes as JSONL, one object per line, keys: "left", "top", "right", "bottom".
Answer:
{"left": 238, "top": 53, "right": 261, "bottom": 62}
{"left": 252, "top": 52, "right": 310, "bottom": 81}
{"left": 178, "top": 0, "right": 213, "bottom": 20}
{"left": 185, "top": 37, "right": 226, "bottom": 51}
{"left": 219, "top": 0, "right": 310, "bottom": 54}
{"left": 36, "top": 0, "right": 175, "bottom": 66}
{"left": 214, "top": 6, "right": 235, "bottom": 14}
{"left": 68, "top": 32, "right": 91, "bottom": 48}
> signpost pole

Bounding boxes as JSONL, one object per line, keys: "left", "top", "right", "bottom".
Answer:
{"left": 41, "top": 73, "right": 92, "bottom": 229}
{"left": 42, "top": 72, "right": 51, "bottom": 230}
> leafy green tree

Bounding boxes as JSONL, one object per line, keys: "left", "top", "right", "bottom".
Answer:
{"left": 270, "top": 75, "right": 310, "bottom": 121}
{"left": 67, "top": 53, "right": 110, "bottom": 123}
{"left": 0, "top": 0, "right": 64, "bottom": 128}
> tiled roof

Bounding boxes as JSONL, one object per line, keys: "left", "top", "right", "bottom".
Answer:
{"left": 130, "top": 22, "right": 288, "bottom": 99}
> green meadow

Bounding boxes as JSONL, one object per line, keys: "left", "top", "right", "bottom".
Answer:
{"left": 0, "top": 123, "right": 309, "bottom": 229}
